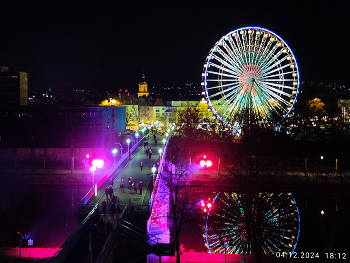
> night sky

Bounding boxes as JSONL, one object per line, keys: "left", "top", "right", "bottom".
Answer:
{"left": 0, "top": 1, "right": 349, "bottom": 93}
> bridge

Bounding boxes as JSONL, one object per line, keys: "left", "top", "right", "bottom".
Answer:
{"left": 47, "top": 133, "right": 173, "bottom": 263}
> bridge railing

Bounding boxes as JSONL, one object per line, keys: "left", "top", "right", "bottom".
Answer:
{"left": 79, "top": 137, "right": 144, "bottom": 206}
{"left": 94, "top": 205, "right": 130, "bottom": 263}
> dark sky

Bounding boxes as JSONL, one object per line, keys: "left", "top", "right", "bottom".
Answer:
{"left": 0, "top": 1, "right": 349, "bottom": 93}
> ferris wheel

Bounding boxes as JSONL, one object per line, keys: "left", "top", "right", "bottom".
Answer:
{"left": 201, "top": 26, "right": 300, "bottom": 129}
{"left": 203, "top": 192, "right": 300, "bottom": 255}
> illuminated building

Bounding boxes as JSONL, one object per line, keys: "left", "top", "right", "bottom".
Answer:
{"left": 137, "top": 73, "right": 149, "bottom": 97}
{"left": 139, "top": 99, "right": 166, "bottom": 130}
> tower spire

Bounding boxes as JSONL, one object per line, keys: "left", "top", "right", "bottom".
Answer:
{"left": 138, "top": 70, "right": 149, "bottom": 97}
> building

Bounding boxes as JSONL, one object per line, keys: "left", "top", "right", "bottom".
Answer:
{"left": 0, "top": 66, "right": 28, "bottom": 106}
{"left": 165, "top": 99, "right": 212, "bottom": 127}
{"left": 139, "top": 99, "right": 166, "bottom": 130}
{"left": 137, "top": 73, "right": 149, "bottom": 97}
{"left": 0, "top": 106, "right": 126, "bottom": 169}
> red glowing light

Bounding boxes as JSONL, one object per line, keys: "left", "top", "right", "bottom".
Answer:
{"left": 200, "top": 159, "right": 212, "bottom": 168}
{"left": 206, "top": 160, "right": 213, "bottom": 167}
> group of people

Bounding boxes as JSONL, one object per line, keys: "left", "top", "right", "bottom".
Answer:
{"left": 126, "top": 176, "right": 144, "bottom": 195}
{"left": 145, "top": 148, "right": 153, "bottom": 159}
{"left": 105, "top": 178, "right": 115, "bottom": 201}
{"left": 102, "top": 198, "right": 120, "bottom": 220}
{"left": 102, "top": 177, "right": 121, "bottom": 220}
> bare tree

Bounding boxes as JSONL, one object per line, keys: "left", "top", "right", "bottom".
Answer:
{"left": 158, "top": 163, "right": 204, "bottom": 263}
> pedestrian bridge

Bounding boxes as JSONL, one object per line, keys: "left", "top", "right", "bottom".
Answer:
{"left": 48, "top": 133, "right": 173, "bottom": 263}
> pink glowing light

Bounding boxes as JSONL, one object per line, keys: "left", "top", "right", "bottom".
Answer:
{"left": 92, "top": 159, "right": 104, "bottom": 169}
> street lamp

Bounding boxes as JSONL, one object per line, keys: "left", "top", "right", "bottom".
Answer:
{"left": 135, "top": 132, "right": 139, "bottom": 141}
{"left": 158, "top": 148, "right": 163, "bottom": 155}
{"left": 114, "top": 142, "right": 123, "bottom": 158}
{"left": 90, "top": 166, "right": 96, "bottom": 196}
{"left": 152, "top": 166, "right": 157, "bottom": 182}
{"left": 112, "top": 148, "right": 117, "bottom": 164}
{"left": 126, "top": 138, "right": 131, "bottom": 159}
{"left": 91, "top": 159, "right": 104, "bottom": 197}
{"left": 200, "top": 199, "right": 213, "bottom": 213}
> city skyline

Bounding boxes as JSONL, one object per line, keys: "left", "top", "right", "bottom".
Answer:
{"left": 0, "top": 1, "right": 349, "bottom": 92}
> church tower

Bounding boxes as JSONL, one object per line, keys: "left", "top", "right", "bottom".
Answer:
{"left": 138, "top": 73, "right": 149, "bottom": 97}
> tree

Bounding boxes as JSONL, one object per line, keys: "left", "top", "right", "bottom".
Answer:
{"left": 158, "top": 162, "right": 204, "bottom": 263}
{"left": 307, "top": 98, "right": 326, "bottom": 121}
{"left": 219, "top": 131, "right": 293, "bottom": 263}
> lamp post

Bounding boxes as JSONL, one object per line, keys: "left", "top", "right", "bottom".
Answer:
{"left": 126, "top": 138, "right": 131, "bottom": 159}
{"left": 112, "top": 148, "right": 117, "bottom": 164}
{"left": 90, "top": 166, "right": 96, "bottom": 193}
{"left": 135, "top": 132, "right": 139, "bottom": 141}
{"left": 152, "top": 166, "right": 157, "bottom": 183}
{"left": 91, "top": 159, "right": 104, "bottom": 198}
{"left": 114, "top": 143, "right": 123, "bottom": 158}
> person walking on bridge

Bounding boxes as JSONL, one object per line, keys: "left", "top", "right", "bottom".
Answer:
{"left": 102, "top": 200, "right": 107, "bottom": 215}
{"left": 140, "top": 161, "right": 143, "bottom": 171}
{"left": 110, "top": 202, "right": 116, "bottom": 220}
{"left": 134, "top": 181, "right": 139, "bottom": 194}
{"left": 128, "top": 177, "right": 133, "bottom": 189}
{"left": 139, "top": 181, "right": 144, "bottom": 195}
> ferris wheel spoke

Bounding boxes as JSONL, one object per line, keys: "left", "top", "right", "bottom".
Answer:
{"left": 261, "top": 62, "right": 294, "bottom": 78}
{"left": 263, "top": 79, "right": 295, "bottom": 82}
{"left": 261, "top": 89, "right": 292, "bottom": 111}
{"left": 206, "top": 70, "right": 238, "bottom": 79}
{"left": 226, "top": 37, "right": 243, "bottom": 61}
{"left": 260, "top": 56, "right": 288, "bottom": 75}
{"left": 263, "top": 81, "right": 295, "bottom": 93}
{"left": 211, "top": 55, "right": 235, "bottom": 73}
{"left": 235, "top": 33, "right": 250, "bottom": 66}
{"left": 210, "top": 84, "right": 242, "bottom": 101}
{"left": 207, "top": 68, "right": 242, "bottom": 80}
{"left": 254, "top": 86, "right": 290, "bottom": 111}
{"left": 221, "top": 41, "right": 244, "bottom": 68}
{"left": 258, "top": 45, "right": 281, "bottom": 71}
{"left": 211, "top": 54, "right": 240, "bottom": 73}
{"left": 221, "top": 38, "right": 241, "bottom": 64}
{"left": 261, "top": 70, "right": 295, "bottom": 79}
{"left": 208, "top": 61, "right": 240, "bottom": 77}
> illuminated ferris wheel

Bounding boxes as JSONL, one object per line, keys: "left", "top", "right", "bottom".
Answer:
{"left": 201, "top": 26, "right": 300, "bottom": 129}
{"left": 203, "top": 192, "right": 300, "bottom": 255}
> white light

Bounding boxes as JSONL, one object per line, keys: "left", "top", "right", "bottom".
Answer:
{"left": 92, "top": 159, "right": 104, "bottom": 169}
